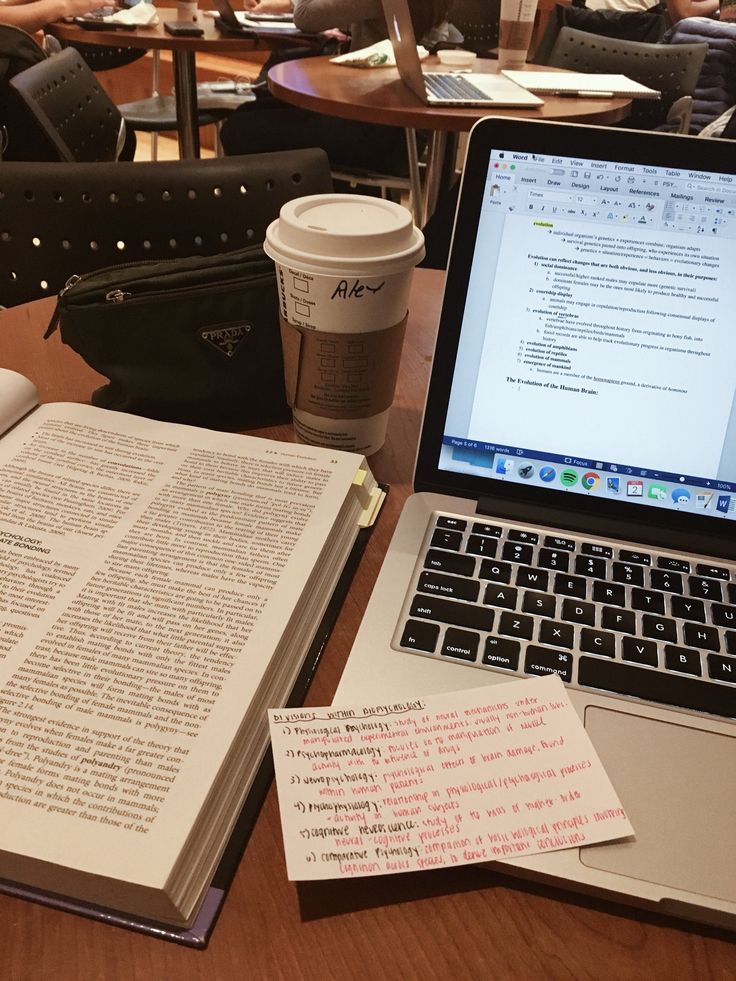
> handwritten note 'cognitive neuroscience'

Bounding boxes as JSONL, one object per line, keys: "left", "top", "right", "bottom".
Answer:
{"left": 268, "top": 675, "right": 633, "bottom": 880}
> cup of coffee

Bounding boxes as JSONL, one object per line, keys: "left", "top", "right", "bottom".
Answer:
{"left": 264, "top": 194, "right": 425, "bottom": 455}
{"left": 176, "top": 0, "right": 198, "bottom": 19}
{"left": 498, "top": 0, "right": 539, "bottom": 70}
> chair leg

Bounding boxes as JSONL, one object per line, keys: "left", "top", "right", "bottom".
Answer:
{"left": 404, "top": 128, "right": 423, "bottom": 226}
{"left": 150, "top": 50, "right": 161, "bottom": 161}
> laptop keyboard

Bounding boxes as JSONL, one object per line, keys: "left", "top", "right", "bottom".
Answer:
{"left": 394, "top": 513, "right": 736, "bottom": 719}
{"left": 424, "top": 73, "right": 493, "bottom": 103}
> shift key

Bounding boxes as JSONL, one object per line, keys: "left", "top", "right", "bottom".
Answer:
{"left": 410, "top": 594, "right": 494, "bottom": 631}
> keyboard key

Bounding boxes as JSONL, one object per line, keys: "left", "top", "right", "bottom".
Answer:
{"left": 619, "top": 549, "right": 650, "bottom": 565}
{"left": 472, "top": 522, "right": 502, "bottom": 538}
{"left": 538, "top": 620, "right": 574, "bottom": 649}
{"left": 650, "top": 570, "right": 683, "bottom": 594}
{"left": 507, "top": 529, "right": 539, "bottom": 544}
{"left": 658, "top": 556, "right": 690, "bottom": 573}
{"left": 707, "top": 652, "right": 736, "bottom": 684}
{"left": 561, "top": 598, "right": 596, "bottom": 626}
{"left": 726, "top": 631, "right": 736, "bottom": 655}
{"left": 436, "top": 516, "right": 467, "bottom": 532}
{"left": 430, "top": 528, "right": 462, "bottom": 551}
{"left": 683, "top": 623, "right": 720, "bottom": 652}
{"left": 424, "top": 549, "right": 475, "bottom": 577}
{"left": 593, "top": 581, "right": 625, "bottom": 606}
{"left": 441, "top": 627, "right": 479, "bottom": 663}
{"left": 482, "top": 636, "right": 520, "bottom": 671}
{"left": 466, "top": 534, "right": 498, "bottom": 558}
{"left": 670, "top": 595, "right": 706, "bottom": 623}
{"left": 612, "top": 562, "right": 645, "bottom": 586}
{"left": 498, "top": 610, "right": 534, "bottom": 641}
{"left": 502, "top": 541, "right": 534, "bottom": 565}
{"left": 641, "top": 614, "right": 677, "bottom": 643}
{"left": 582, "top": 542, "right": 613, "bottom": 558}
{"left": 578, "top": 656, "right": 736, "bottom": 717}
{"left": 602, "top": 607, "right": 636, "bottom": 634}
{"left": 516, "top": 566, "right": 549, "bottom": 591}
{"left": 522, "top": 592, "right": 556, "bottom": 618}
{"left": 400, "top": 619, "right": 439, "bottom": 653}
{"left": 664, "top": 645, "right": 702, "bottom": 676}
{"left": 553, "top": 574, "right": 587, "bottom": 599}
{"left": 410, "top": 594, "right": 494, "bottom": 631}
{"left": 689, "top": 577, "right": 723, "bottom": 601}
{"left": 696, "top": 564, "right": 730, "bottom": 580}
{"left": 417, "top": 571, "right": 480, "bottom": 602}
{"left": 575, "top": 555, "right": 607, "bottom": 579}
{"left": 524, "top": 646, "right": 572, "bottom": 683}
{"left": 622, "top": 637, "right": 658, "bottom": 666}
{"left": 545, "top": 535, "right": 575, "bottom": 551}
{"left": 538, "top": 548, "right": 570, "bottom": 572}
{"left": 479, "top": 559, "right": 512, "bottom": 583}
{"left": 483, "top": 584, "right": 518, "bottom": 610}
{"left": 580, "top": 628, "right": 616, "bottom": 657}
{"left": 631, "top": 588, "right": 665, "bottom": 614}
{"left": 711, "top": 603, "right": 736, "bottom": 628}
{"left": 730, "top": 583, "right": 736, "bottom": 604}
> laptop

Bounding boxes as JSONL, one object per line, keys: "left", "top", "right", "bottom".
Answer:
{"left": 381, "top": 0, "right": 543, "bottom": 108}
{"left": 336, "top": 116, "right": 736, "bottom": 930}
{"left": 212, "top": 0, "right": 298, "bottom": 36}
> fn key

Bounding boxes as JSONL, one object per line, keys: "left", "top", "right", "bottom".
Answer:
{"left": 400, "top": 619, "right": 439, "bottom": 653}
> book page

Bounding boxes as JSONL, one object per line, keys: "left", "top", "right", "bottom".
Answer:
{"left": 268, "top": 675, "right": 634, "bottom": 880}
{"left": 0, "top": 402, "right": 364, "bottom": 903}
{"left": 0, "top": 368, "right": 38, "bottom": 435}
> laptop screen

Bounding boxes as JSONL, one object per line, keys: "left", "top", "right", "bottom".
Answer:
{"left": 416, "top": 118, "right": 736, "bottom": 541}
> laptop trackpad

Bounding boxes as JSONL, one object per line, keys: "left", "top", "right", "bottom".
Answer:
{"left": 581, "top": 706, "right": 736, "bottom": 903}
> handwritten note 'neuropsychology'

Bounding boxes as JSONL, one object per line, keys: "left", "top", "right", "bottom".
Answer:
{"left": 268, "top": 675, "right": 633, "bottom": 880}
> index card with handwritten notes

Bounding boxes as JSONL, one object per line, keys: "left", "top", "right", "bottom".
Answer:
{"left": 268, "top": 675, "right": 633, "bottom": 880}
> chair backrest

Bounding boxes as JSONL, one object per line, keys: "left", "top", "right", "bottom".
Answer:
{"left": 0, "top": 148, "right": 333, "bottom": 308}
{"left": 9, "top": 47, "right": 124, "bottom": 162}
{"left": 547, "top": 27, "right": 708, "bottom": 128}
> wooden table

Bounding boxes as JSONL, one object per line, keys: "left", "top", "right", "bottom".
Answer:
{"left": 50, "top": 10, "right": 309, "bottom": 159}
{"left": 1, "top": 271, "right": 734, "bottom": 978}
{"left": 268, "top": 56, "right": 632, "bottom": 223}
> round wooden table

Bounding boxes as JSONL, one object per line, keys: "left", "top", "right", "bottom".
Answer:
{"left": 49, "top": 10, "right": 311, "bottom": 159}
{"left": 268, "top": 56, "right": 632, "bottom": 223}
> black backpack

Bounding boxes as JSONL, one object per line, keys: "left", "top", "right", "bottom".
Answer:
{"left": 0, "top": 25, "right": 54, "bottom": 161}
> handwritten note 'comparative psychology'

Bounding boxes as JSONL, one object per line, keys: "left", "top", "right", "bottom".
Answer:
{"left": 268, "top": 675, "right": 633, "bottom": 880}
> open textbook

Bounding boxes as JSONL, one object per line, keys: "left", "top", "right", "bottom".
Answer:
{"left": 0, "top": 368, "right": 383, "bottom": 938}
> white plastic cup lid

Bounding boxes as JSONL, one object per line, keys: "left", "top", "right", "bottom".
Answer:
{"left": 264, "top": 193, "right": 425, "bottom": 276}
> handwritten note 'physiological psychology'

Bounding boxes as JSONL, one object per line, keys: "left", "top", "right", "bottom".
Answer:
{"left": 269, "top": 675, "right": 633, "bottom": 880}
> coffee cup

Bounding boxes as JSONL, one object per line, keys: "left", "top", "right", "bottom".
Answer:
{"left": 264, "top": 194, "right": 425, "bottom": 456}
{"left": 176, "top": 0, "right": 198, "bottom": 19}
{"left": 498, "top": 0, "right": 539, "bottom": 70}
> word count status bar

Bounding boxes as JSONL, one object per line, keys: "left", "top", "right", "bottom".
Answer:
{"left": 487, "top": 153, "right": 736, "bottom": 237}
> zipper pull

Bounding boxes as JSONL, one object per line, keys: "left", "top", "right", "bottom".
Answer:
{"left": 44, "top": 274, "right": 81, "bottom": 338}
{"left": 106, "top": 289, "right": 131, "bottom": 303}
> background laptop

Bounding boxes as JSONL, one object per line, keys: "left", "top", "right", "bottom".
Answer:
{"left": 381, "top": 0, "right": 543, "bottom": 108}
{"left": 336, "top": 116, "right": 736, "bottom": 930}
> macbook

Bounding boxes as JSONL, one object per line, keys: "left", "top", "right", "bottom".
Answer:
{"left": 336, "top": 116, "right": 736, "bottom": 930}
{"left": 381, "top": 0, "right": 543, "bottom": 107}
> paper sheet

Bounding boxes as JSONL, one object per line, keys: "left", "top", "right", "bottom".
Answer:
{"left": 269, "top": 675, "right": 634, "bottom": 880}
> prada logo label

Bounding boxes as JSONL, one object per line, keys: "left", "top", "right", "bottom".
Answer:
{"left": 199, "top": 321, "right": 252, "bottom": 358}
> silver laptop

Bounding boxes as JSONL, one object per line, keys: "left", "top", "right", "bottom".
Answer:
{"left": 381, "top": 0, "right": 542, "bottom": 108}
{"left": 337, "top": 116, "right": 736, "bottom": 930}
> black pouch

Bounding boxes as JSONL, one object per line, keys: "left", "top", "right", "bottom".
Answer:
{"left": 46, "top": 245, "right": 289, "bottom": 430}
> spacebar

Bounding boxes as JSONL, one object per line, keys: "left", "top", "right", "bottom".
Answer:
{"left": 577, "top": 657, "right": 736, "bottom": 719}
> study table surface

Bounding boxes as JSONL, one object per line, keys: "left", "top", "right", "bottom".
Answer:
{"left": 267, "top": 56, "right": 632, "bottom": 223}
{"left": 49, "top": 11, "right": 310, "bottom": 159}
{"left": 0, "top": 272, "right": 734, "bottom": 979}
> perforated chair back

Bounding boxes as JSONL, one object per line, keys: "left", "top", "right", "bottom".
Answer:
{"left": 547, "top": 28, "right": 708, "bottom": 129}
{"left": 448, "top": 0, "right": 500, "bottom": 55}
{"left": 0, "top": 148, "right": 332, "bottom": 308}
{"left": 9, "top": 47, "right": 124, "bottom": 162}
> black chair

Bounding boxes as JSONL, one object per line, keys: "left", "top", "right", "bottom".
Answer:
{"left": 545, "top": 28, "right": 708, "bottom": 130}
{"left": 8, "top": 47, "right": 125, "bottom": 161}
{"left": 0, "top": 147, "right": 332, "bottom": 308}
{"left": 448, "top": 0, "right": 499, "bottom": 56}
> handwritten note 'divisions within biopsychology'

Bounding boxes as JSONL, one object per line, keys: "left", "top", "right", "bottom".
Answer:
{"left": 268, "top": 675, "right": 634, "bottom": 880}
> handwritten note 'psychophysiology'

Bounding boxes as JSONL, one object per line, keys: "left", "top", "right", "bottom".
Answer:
{"left": 268, "top": 675, "right": 633, "bottom": 880}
